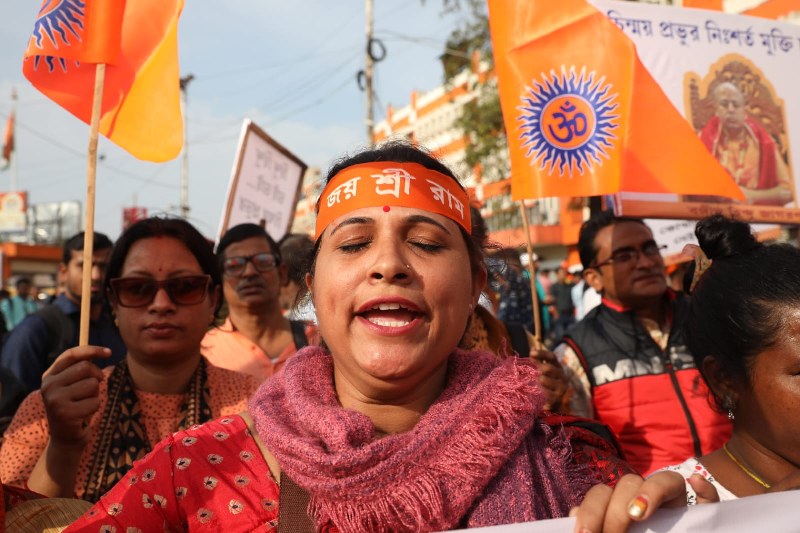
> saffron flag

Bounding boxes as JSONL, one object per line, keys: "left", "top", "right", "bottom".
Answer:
{"left": 1, "top": 112, "right": 13, "bottom": 168}
{"left": 684, "top": 0, "right": 800, "bottom": 19}
{"left": 683, "top": 0, "right": 723, "bottom": 9}
{"left": 488, "top": 0, "right": 745, "bottom": 202}
{"left": 23, "top": 0, "right": 184, "bottom": 162}
{"left": 742, "top": 0, "right": 800, "bottom": 18}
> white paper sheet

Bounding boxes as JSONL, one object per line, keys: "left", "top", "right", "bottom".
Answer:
{"left": 449, "top": 491, "right": 799, "bottom": 532}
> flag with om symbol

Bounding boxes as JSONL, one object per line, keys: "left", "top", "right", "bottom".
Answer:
{"left": 22, "top": 0, "right": 184, "bottom": 163}
{"left": 487, "top": 0, "right": 745, "bottom": 202}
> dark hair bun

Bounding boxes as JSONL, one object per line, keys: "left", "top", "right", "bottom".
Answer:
{"left": 695, "top": 214, "right": 759, "bottom": 260}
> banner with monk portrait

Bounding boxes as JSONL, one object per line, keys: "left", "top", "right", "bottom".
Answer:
{"left": 591, "top": 0, "right": 800, "bottom": 224}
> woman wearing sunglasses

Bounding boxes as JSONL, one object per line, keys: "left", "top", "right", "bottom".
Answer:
{"left": 0, "top": 217, "right": 257, "bottom": 502}
{"left": 64, "top": 142, "right": 630, "bottom": 532}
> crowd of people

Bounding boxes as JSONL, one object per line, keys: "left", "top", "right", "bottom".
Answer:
{"left": 0, "top": 140, "right": 796, "bottom": 532}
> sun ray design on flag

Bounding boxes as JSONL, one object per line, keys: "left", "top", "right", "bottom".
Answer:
{"left": 517, "top": 67, "right": 620, "bottom": 177}
{"left": 27, "top": 0, "right": 86, "bottom": 73}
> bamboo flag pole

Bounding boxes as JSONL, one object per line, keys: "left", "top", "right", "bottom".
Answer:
{"left": 79, "top": 64, "right": 105, "bottom": 346}
{"left": 518, "top": 201, "right": 542, "bottom": 342}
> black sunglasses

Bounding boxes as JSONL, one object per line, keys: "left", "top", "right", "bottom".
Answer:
{"left": 109, "top": 275, "right": 211, "bottom": 308}
{"left": 222, "top": 253, "right": 278, "bottom": 277}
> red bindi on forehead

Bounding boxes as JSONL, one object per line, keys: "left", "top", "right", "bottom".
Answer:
{"left": 383, "top": 205, "right": 391, "bottom": 212}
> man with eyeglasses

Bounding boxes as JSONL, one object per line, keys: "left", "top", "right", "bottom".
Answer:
{"left": 554, "top": 211, "right": 731, "bottom": 475}
{"left": 0, "top": 232, "right": 126, "bottom": 397}
{"left": 696, "top": 81, "right": 793, "bottom": 206}
{"left": 201, "top": 223, "right": 317, "bottom": 382}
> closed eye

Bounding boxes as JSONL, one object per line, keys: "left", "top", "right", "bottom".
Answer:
{"left": 410, "top": 240, "right": 443, "bottom": 252}
{"left": 338, "top": 240, "right": 370, "bottom": 253}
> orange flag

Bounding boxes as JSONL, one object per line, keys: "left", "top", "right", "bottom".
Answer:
{"left": 685, "top": 0, "right": 800, "bottom": 19}
{"left": 743, "top": 0, "right": 800, "bottom": 18}
{"left": 488, "top": 0, "right": 745, "bottom": 202}
{"left": 683, "top": 0, "right": 723, "bottom": 9}
{"left": 23, "top": 0, "right": 184, "bottom": 162}
{"left": 1, "top": 112, "right": 13, "bottom": 166}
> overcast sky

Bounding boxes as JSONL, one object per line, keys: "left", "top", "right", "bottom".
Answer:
{"left": 0, "top": 1, "right": 463, "bottom": 240}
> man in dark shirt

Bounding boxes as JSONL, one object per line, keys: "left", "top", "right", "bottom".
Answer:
{"left": 0, "top": 232, "right": 126, "bottom": 394}
{"left": 555, "top": 211, "right": 730, "bottom": 473}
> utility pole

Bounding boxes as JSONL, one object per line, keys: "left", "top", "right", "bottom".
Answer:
{"left": 179, "top": 74, "right": 194, "bottom": 220}
{"left": 365, "top": 0, "right": 374, "bottom": 145}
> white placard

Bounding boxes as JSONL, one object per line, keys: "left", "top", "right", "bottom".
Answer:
{"left": 646, "top": 218, "right": 698, "bottom": 259}
{"left": 450, "top": 490, "right": 799, "bottom": 532}
{"left": 0, "top": 191, "right": 28, "bottom": 233}
{"left": 217, "top": 119, "right": 307, "bottom": 243}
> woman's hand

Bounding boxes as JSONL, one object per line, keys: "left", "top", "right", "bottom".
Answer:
{"left": 40, "top": 346, "right": 111, "bottom": 451}
{"left": 571, "top": 471, "right": 720, "bottom": 532}
{"left": 530, "top": 348, "right": 568, "bottom": 411}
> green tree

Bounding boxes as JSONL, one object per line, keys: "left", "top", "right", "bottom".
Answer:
{"left": 428, "top": 0, "right": 508, "bottom": 181}
{"left": 435, "top": 0, "right": 492, "bottom": 79}
{"left": 456, "top": 79, "right": 508, "bottom": 181}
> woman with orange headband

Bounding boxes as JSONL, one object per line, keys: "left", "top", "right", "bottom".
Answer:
{"left": 65, "top": 141, "right": 631, "bottom": 532}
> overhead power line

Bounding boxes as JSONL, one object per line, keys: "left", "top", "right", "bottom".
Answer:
{"left": 189, "top": 52, "right": 362, "bottom": 147}
{"left": 199, "top": 46, "right": 357, "bottom": 81}
{"left": 0, "top": 110, "right": 175, "bottom": 189}
{"left": 256, "top": 50, "right": 361, "bottom": 112}
{"left": 198, "top": 5, "right": 362, "bottom": 81}
{"left": 265, "top": 75, "right": 354, "bottom": 126}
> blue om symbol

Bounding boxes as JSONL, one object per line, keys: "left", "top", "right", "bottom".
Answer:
{"left": 547, "top": 100, "right": 589, "bottom": 144}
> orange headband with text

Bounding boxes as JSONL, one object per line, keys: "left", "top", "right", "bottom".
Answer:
{"left": 315, "top": 162, "right": 472, "bottom": 239}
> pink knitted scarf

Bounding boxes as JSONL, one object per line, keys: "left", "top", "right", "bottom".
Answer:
{"left": 249, "top": 347, "right": 589, "bottom": 532}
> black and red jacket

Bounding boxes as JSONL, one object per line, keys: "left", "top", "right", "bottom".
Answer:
{"left": 562, "top": 291, "right": 731, "bottom": 475}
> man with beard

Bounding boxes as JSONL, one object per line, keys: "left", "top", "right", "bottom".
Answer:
{"left": 0, "top": 232, "right": 126, "bottom": 395}
{"left": 202, "top": 224, "right": 317, "bottom": 382}
{"left": 554, "top": 212, "right": 731, "bottom": 475}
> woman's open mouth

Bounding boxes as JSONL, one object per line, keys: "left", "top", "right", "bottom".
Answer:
{"left": 356, "top": 300, "right": 425, "bottom": 332}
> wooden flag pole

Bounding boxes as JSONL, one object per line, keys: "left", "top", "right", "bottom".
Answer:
{"left": 79, "top": 64, "right": 105, "bottom": 346}
{"left": 518, "top": 201, "right": 542, "bottom": 342}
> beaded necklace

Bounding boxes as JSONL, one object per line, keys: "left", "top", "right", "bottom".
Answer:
{"left": 723, "top": 442, "right": 771, "bottom": 489}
